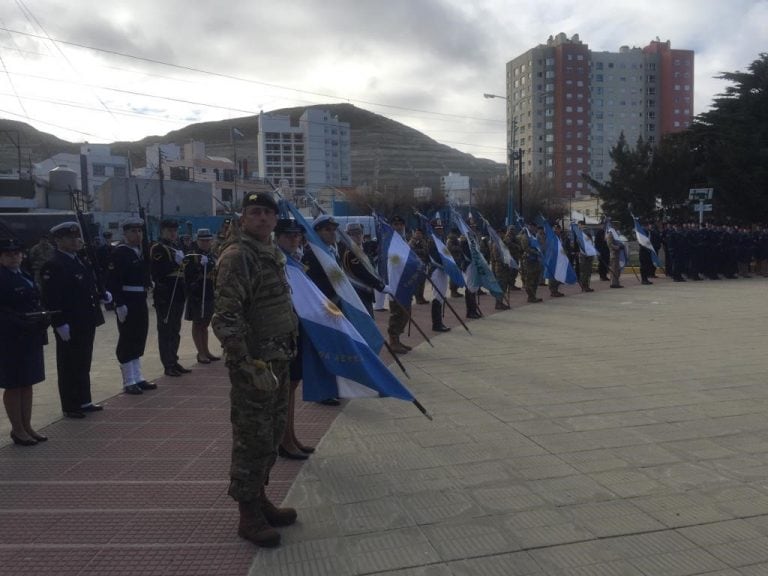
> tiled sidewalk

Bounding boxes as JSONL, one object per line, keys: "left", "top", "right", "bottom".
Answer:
{"left": 0, "top": 274, "right": 643, "bottom": 576}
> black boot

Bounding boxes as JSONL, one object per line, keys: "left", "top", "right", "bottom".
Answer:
{"left": 431, "top": 300, "right": 450, "bottom": 332}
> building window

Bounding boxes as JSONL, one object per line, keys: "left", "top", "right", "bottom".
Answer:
{"left": 221, "top": 189, "right": 233, "bottom": 202}
{"left": 113, "top": 166, "right": 126, "bottom": 178}
{"left": 93, "top": 165, "right": 105, "bottom": 177}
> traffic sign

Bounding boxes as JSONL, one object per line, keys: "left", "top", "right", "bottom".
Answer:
{"left": 689, "top": 188, "right": 713, "bottom": 200}
{"left": 693, "top": 203, "right": 713, "bottom": 212}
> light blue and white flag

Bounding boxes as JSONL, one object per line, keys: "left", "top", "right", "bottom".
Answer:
{"left": 536, "top": 216, "right": 577, "bottom": 284}
{"left": 453, "top": 212, "right": 503, "bottom": 298}
{"left": 282, "top": 200, "right": 384, "bottom": 353}
{"left": 375, "top": 215, "right": 424, "bottom": 309}
{"left": 285, "top": 257, "right": 415, "bottom": 403}
{"left": 479, "top": 212, "right": 519, "bottom": 270}
{"left": 604, "top": 216, "right": 628, "bottom": 270}
{"left": 418, "top": 213, "right": 465, "bottom": 287}
{"left": 570, "top": 222, "right": 598, "bottom": 257}
{"left": 632, "top": 215, "right": 662, "bottom": 268}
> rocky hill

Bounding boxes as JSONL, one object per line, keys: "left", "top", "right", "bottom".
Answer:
{"left": 0, "top": 103, "right": 504, "bottom": 192}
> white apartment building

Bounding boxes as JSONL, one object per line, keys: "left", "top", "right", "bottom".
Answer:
{"left": 441, "top": 172, "right": 471, "bottom": 206}
{"left": 34, "top": 144, "right": 130, "bottom": 209}
{"left": 257, "top": 108, "right": 351, "bottom": 199}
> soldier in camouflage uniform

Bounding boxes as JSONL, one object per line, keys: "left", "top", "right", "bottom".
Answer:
{"left": 408, "top": 227, "right": 430, "bottom": 304}
{"left": 518, "top": 224, "right": 543, "bottom": 303}
{"left": 503, "top": 227, "right": 522, "bottom": 292}
{"left": 212, "top": 192, "right": 299, "bottom": 548}
{"left": 27, "top": 235, "right": 55, "bottom": 288}
{"left": 489, "top": 235, "right": 511, "bottom": 310}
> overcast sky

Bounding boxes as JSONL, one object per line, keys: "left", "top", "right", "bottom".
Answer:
{"left": 0, "top": 0, "right": 765, "bottom": 163}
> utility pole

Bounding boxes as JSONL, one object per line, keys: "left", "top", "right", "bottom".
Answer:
{"left": 516, "top": 148, "right": 524, "bottom": 217}
{"left": 158, "top": 146, "right": 165, "bottom": 221}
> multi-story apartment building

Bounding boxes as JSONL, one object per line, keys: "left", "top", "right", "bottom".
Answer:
{"left": 257, "top": 108, "right": 351, "bottom": 199}
{"left": 506, "top": 33, "right": 694, "bottom": 198}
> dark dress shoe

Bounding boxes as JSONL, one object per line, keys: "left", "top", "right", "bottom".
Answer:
{"left": 318, "top": 398, "right": 341, "bottom": 406}
{"left": 432, "top": 324, "right": 451, "bottom": 332}
{"left": 298, "top": 445, "right": 315, "bottom": 454}
{"left": 64, "top": 411, "right": 86, "bottom": 419}
{"left": 197, "top": 354, "right": 211, "bottom": 364}
{"left": 10, "top": 432, "right": 37, "bottom": 446}
{"left": 81, "top": 404, "right": 103, "bottom": 412}
{"left": 164, "top": 367, "right": 182, "bottom": 377}
{"left": 124, "top": 384, "right": 143, "bottom": 395}
{"left": 207, "top": 355, "right": 221, "bottom": 362}
{"left": 137, "top": 380, "right": 158, "bottom": 390}
{"left": 30, "top": 432, "right": 48, "bottom": 442}
{"left": 173, "top": 363, "right": 192, "bottom": 373}
{"left": 278, "top": 446, "right": 309, "bottom": 460}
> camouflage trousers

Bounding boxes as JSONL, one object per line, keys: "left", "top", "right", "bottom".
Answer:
{"left": 579, "top": 255, "right": 594, "bottom": 289}
{"left": 388, "top": 299, "right": 409, "bottom": 338}
{"left": 521, "top": 263, "right": 541, "bottom": 300}
{"left": 228, "top": 358, "right": 290, "bottom": 502}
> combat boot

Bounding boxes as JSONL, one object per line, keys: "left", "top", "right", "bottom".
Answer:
{"left": 260, "top": 491, "right": 298, "bottom": 527}
{"left": 388, "top": 336, "right": 410, "bottom": 354}
{"left": 237, "top": 501, "right": 281, "bottom": 547}
{"left": 495, "top": 300, "right": 510, "bottom": 310}
{"left": 431, "top": 300, "right": 450, "bottom": 332}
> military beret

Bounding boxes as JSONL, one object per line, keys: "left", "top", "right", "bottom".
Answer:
{"left": 102, "top": 230, "right": 113, "bottom": 238}
{"left": 50, "top": 221, "right": 82, "bottom": 237}
{"left": 160, "top": 219, "right": 179, "bottom": 229}
{"left": 122, "top": 217, "right": 144, "bottom": 230}
{"left": 313, "top": 214, "right": 338, "bottom": 230}
{"left": 241, "top": 192, "right": 278, "bottom": 212}
{"left": 274, "top": 219, "right": 304, "bottom": 235}
{"left": 391, "top": 215, "right": 405, "bottom": 224}
{"left": 196, "top": 228, "right": 213, "bottom": 240}
{"left": 0, "top": 237, "right": 24, "bottom": 252}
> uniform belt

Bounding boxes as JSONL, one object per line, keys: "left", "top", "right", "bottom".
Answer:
{"left": 122, "top": 285, "right": 146, "bottom": 292}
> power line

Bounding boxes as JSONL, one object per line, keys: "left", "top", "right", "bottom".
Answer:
{"left": 0, "top": 25, "right": 504, "bottom": 125}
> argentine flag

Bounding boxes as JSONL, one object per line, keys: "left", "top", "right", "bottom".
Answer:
{"left": 570, "top": 222, "right": 598, "bottom": 257}
{"left": 632, "top": 215, "right": 662, "bottom": 268}
{"left": 282, "top": 200, "right": 384, "bottom": 353}
{"left": 285, "top": 257, "right": 415, "bottom": 402}
{"left": 604, "top": 216, "right": 628, "bottom": 270}
{"left": 536, "top": 216, "right": 577, "bottom": 284}
{"left": 375, "top": 215, "right": 425, "bottom": 309}
{"left": 454, "top": 212, "right": 503, "bottom": 298}
{"left": 480, "top": 213, "right": 519, "bottom": 270}
{"left": 419, "top": 214, "right": 465, "bottom": 287}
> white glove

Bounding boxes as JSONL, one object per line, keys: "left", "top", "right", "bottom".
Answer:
{"left": 200, "top": 255, "right": 209, "bottom": 266}
{"left": 383, "top": 285, "right": 394, "bottom": 296}
{"left": 101, "top": 291, "right": 113, "bottom": 305}
{"left": 116, "top": 305, "right": 128, "bottom": 323}
{"left": 174, "top": 250, "right": 184, "bottom": 265}
{"left": 55, "top": 324, "right": 71, "bottom": 342}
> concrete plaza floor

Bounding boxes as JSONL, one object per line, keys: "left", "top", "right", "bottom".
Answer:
{"left": 2, "top": 274, "right": 768, "bottom": 575}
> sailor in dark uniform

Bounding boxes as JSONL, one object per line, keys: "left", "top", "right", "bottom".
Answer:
{"left": 106, "top": 218, "right": 156, "bottom": 395}
{"left": 150, "top": 219, "right": 190, "bottom": 377}
{"left": 0, "top": 237, "right": 49, "bottom": 445}
{"left": 40, "top": 222, "right": 110, "bottom": 418}
{"left": 184, "top": 228, "right": 219, "bottom": 364}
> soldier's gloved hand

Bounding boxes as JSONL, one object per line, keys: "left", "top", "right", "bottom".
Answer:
{"left": 101, "top": 291, "right": 113, "bottom": 305}
{"left": 383, "top": 284, "right": 394, "bottom": 296}
{"left": 116, "top": 305, "right": 128, "bottom": 323}
{"left": 200, "top": 255, "right": 209, "bottom": 266}
{"left": 174, "top": 250, "right": 184, "bottom": 265}
{"left": 55, "top": 324, "right": 71, "bottom": 342}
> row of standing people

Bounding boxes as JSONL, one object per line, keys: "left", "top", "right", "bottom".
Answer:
{"left": 0, "top": 217, "right": 222, "bottom": 446}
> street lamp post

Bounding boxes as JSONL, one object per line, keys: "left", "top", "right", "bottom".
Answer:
{"left": 484, "top": 93, "right": 522, "bottom": 222}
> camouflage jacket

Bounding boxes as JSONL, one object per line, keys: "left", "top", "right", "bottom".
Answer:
{"left": 212, "top": 232, "right": 298, "bottom": 364}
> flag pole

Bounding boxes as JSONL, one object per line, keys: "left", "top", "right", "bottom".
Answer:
{"left": 383, "top": 340, "right": 410, "bottom": 378}
{"left": 426, "top": 274, "right": 471, "bottom": 335}
{"left": 412, "top": 399, "right": 433, "bottom": 421}
{"left": 389, "top": 296, "right": 433, "bottom": 347}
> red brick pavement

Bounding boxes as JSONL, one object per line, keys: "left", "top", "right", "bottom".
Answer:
{"left": 0, "top": 274, "right": 651, "bottom": 575}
